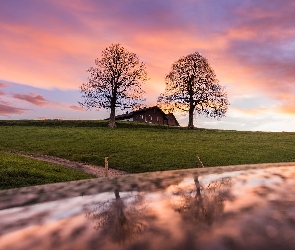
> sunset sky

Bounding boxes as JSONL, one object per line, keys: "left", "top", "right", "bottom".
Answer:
{"left": 1, "top": 0, "right": 295, "bottom": 131}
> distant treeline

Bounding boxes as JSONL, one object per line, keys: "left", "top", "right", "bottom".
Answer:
{"left": 0, "top": 120, "right": 184, "bottom": 129}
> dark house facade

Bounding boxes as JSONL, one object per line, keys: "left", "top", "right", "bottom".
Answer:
{"left": 115, "top": 106, "right": 179, "bottom": 126}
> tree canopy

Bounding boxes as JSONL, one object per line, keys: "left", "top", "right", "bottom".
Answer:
{"left": 80, "top": 44, "right": 148, "bottom": 128}
{"left": 157, "top": 52, "right": 229, "bottom": 129}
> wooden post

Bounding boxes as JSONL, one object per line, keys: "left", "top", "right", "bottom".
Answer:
{"left": 196, "top": 156, "right": 204, "bottom": 168}
{"left": 105, "top": 157, "right": 109, "bottom": 177}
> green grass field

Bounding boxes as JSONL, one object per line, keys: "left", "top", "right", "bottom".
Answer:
{"left": 1, "top": 120, "right": 294, "bottom": 175}
{"left": 0, "top": 151, "right": 94, "bottom": 190}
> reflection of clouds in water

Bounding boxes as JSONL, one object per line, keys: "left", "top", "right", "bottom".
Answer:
{"left": 1, "top": 192, "right": 120, "bottom": 231}
{"left": 199, "top": 167, "right": 292, "bottom": 187}
{"left": 224, "top": 167, "right": 295, "bottom": 213}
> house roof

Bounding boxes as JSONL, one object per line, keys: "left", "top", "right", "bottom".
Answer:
{"left": 114, "top": 106, "right": 179, "bottom": 126}
{"left": 115, "top": 106, "right": 166, "bottom": 119}
{"left": 165, "top": 113, "right": 180, "bottom": 126}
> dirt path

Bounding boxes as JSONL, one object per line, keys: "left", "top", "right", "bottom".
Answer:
{"left": 22, "top": 154, "right": 128, "bottom": 177}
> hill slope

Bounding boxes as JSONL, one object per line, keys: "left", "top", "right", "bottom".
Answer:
{"left": 0, "top": 120, "right": 294, "bottom": 173}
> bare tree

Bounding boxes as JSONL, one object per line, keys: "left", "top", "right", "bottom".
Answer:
{"left": 80, "top": 44, "right": 148, "bottom": 128}
{"left": 157, "top": 52, "right": 229, "bottom": 129}
{"left": 172, "top": 175, "right": 233, "bottom": 226}
{"left": 86, "top": 189, "right": 154, "bottom": 245}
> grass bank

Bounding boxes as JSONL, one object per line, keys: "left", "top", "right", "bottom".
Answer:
{"left": 0, "top": 151, "right": 94, "bottom": 190}
{"left": 0, "top": 120, "right": 294, "bottom": 173}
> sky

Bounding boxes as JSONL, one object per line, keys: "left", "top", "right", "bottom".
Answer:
{"left": 1, "top": 0, "right": 295, "bottom": 131}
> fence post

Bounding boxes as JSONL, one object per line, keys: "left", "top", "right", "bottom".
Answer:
{"left": 196, "top": 156, "right": 204, "bottom": 168}
{"left": 105, "top": 157, "right": 109, "bottom": 177}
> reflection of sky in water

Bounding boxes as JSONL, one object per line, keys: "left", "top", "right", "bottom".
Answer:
{"left": 0, "top": 166, "right": 295, "bottom": 249}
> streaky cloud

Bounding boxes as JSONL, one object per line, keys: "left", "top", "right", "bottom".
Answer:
{"left": 0, "top": 83, "right": 9, "bottom": 88}
{"left": 0, "top": 103, "right": 28, "bottom": 116}
{"left": 12, "top": 93, "right": 50, "bottom": 106}
{"left": 69, "top": 105, "right": 85, "bottom": 111}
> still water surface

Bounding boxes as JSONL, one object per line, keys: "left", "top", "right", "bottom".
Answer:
{"left": 0, "top": 165, "right": 295, "bottom": 249}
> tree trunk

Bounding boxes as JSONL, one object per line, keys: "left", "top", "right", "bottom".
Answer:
{"left": 109, "top": 87, "right": 117, "bottom": 128}
{"left": 187, "top": 82, "right": 195, "bottom": 129}
{"left": 109, "top": 105, "right": 116, "bottom": 128}
{"left": 194, "top": 176, "right": 201, "bottom": 197}
{"left": 188, "top": 107, "right": 194, "bottom": 129}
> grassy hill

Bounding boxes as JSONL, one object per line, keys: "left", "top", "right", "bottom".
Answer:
{"left": 0, "top": 151, "right": 94, "bottom": 190}
{"left": 1, "top": 120, "right": 294, "bottom": 174}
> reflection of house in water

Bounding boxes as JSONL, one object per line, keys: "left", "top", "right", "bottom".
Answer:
{"left": 115, "top": 106, "right": 179, "bottom": 126}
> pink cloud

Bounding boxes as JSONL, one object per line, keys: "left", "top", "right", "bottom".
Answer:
{"left": 277, "top": 103, "right": 295, "bottom": 115}
{"left": 0, "top": 83, "right": 9, "bottom": 88}
{"left": 0, "top": 83, "right": 8, "bottom": 96}
{"left": 10, "top": 91, "right": 87, "bottom": 112}
{"left": 230, "top": 107, "right": 271, "bottom": 117}
{"left": 0, "top": 103, "right": 28, "bottom": 116}
{"left": 12, "top": 93, "right": 50, "bottom": 106}
{"left": 68, "top": 105, "right": 85, "bottom": 111}
{"left": 50, "top": 102, "right": 86, "bottom": 112}
{"left": 0, "top": 1, "right": 230, "bottom": 93}
{"left": 273, "top": 92, "right": 295, "bottom": 102}
{"left": 213, "top": 1, "right": 295, "bottom": 106}
{"left": 0, "top": 1, "right": 228, "bottom": 101}
{"left": 0, "top": 22, "right": 96, "bottom": 90}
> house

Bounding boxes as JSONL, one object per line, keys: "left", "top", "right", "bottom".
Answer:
{"left": 115, "top": 106, "right": 179, "bottom": 126}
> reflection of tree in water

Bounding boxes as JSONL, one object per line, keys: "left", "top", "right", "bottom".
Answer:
{"left": 86, "top": 189, "right": 154, "bottom": 244}
{"left": 173, "top": 175, "right": 233, "bottom": 225}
